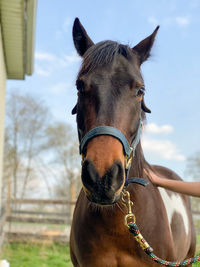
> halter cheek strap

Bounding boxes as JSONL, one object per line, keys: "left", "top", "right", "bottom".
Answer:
{"left": 79, "top": 120, "right": 148, "bottom": 187}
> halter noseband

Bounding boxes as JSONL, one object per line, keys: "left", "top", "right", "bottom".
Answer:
{"left": 79, "top": 119, "right": 148, "bottom": 187}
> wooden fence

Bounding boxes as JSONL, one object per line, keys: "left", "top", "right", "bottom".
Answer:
{"left": 7, "top": 198, "right": 76, "bottom": 225}
{"left": 0, "top": 195, "right": 200, "bottom": 244}
{"left": 1, "top": 197, "right": 76, "bottom": 244}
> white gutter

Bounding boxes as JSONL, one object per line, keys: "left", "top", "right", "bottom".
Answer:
{"left": 25, "top": 0, "right": 37, "bottom": 75}
{"left": 0, "top": 0, "right": 37, "bottom": 80}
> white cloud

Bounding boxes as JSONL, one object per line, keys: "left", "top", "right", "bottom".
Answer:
{"left": 148, "top": 16, "right": 159, "bottom": 27}
{"left": 175, "top": 16, "right": 190, "bottom": 27}
{"left": 142, "top": 137, "right": 185, "bottom": 162}
{"left": 35, "top": 52, "right": 56, "bottom": 61}
{"left": 148, "top": 15, "right": 190, "bottom": 28}
{"left": 34, "top": 51, "right": 80, "bottom": 77}
{"left": 35, "top": 65, "right": 51, "bottom": 77}
{"left": 35, "top": 51, "right": 80, "bottom": 68}
{"left": 163, "top": 16, "right": 190, "bottom": 27}
{"left": 55, "top": 17, "right": 73, "bottom": 39}
{"left": 144, "top": 123, "right": 173, "bottom": 135}
{"left": 62, "top": 52, "right": 80, "bottom": 66}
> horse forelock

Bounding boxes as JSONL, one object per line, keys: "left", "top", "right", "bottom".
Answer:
{"left": 79, "top": 41, "right": 133, "bottom": 75}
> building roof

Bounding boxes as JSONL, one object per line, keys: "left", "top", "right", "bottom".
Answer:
{"left": 0, "top": 0, "right": 37, "bottom": 79}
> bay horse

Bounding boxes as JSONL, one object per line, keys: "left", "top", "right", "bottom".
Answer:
{"left": 70, "top": 18, "right": 196, "bottom": 267}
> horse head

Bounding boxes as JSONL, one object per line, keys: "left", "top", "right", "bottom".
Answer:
{"left": 72, "top": 18, "right": 159, "bottom": 205}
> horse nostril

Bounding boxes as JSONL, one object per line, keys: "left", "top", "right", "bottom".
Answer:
{"left": 81, "top": 160, "right": 99, "bottom": 189}
{"left": 106, "top": 161, "right": 124, "bottom": 191}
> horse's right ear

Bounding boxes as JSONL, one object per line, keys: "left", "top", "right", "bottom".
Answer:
{"left": 73, "top": 18, "right": 94, "bottom": 57}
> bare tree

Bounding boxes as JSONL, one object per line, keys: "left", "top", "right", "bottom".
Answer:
{"left": 3, "top": 92, "right": 50, "bottom": 199}
{"left": 185, "top": 152, "right": 200, "bottom": 216}
{"left": 44, "top": 122, "right": 81, "bottom": 201}
{"left": 185, "top": 151, "right": 200, "bottom": 181}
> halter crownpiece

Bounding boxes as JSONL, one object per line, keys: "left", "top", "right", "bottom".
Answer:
{"left": 79, "top": 119, "right": 148, "bottom": 187}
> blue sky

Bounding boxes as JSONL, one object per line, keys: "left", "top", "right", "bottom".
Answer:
{"left": 7, "top": 0, "right": 200, "bottom": 180}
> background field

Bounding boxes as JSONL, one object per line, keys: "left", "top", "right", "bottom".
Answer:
{"left": 2, "top": 243, "right": 73, "bottom": 267}
{"left": 1, "top": 235, "right": 200, "bottom": 267}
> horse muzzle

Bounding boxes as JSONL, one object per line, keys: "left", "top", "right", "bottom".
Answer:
{"left": 81, "top": 159, "right": 124, "bottom": 205}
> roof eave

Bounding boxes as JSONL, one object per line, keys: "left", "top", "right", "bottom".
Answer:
{"left": 25, "top": 0, "right": 37, "bottom": 76}
{"left": 0, "top": 0, "right": 37, "bottom": 80}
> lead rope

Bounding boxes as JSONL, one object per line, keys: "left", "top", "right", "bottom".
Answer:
{"left": 121, "top": 190, "right": 200, "bottom": 266}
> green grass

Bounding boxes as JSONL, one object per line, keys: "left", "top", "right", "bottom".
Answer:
{"left": 197, "top": 234, "right": 200, "bottom": 246}
{"left": 1, "top": 243, "right": 73, "bottom": 267}
{"left": 1, "top": 235, "right": 200, "bottom": 267}
{"left": 193, "top": 234, "right": 200, "bottom": 266}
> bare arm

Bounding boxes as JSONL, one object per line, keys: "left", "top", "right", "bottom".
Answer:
{"left": 144, "top": 169, "right": 200, "bottom": 197}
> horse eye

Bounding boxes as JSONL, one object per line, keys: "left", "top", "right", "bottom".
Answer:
{"left": 76, "top": 80, "right": 85, "bottom": 93}
{"left": 136, "top": 87, "right": 145, "bottom": 97}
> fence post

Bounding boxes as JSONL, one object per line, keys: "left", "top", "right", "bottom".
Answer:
{"left": 6, "top": 181, "right": 11, "bottom": 217}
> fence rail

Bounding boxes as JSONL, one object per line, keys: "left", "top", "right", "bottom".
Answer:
{"left": 7, "top": 216, "right": 68, "bottom": 225}
{"left": 6, "top": 232, "right": 68, "bottom": 243}
{"left": 1, "top": 196, "right": 200, "bottom": 244}
{"left": 3, "top": 197, "right": 75, "bottom": 244}
{"left": 192, "top": 210, "right": 200, "bottom": 215}
{"left": 7, "top": 198, "right": 76, "bottom": 225}
{"left": 11, "top": 210, "right": 68, "bottom": 217}
{"left": 10, "top": 198, "right": 76, "bottom": 205}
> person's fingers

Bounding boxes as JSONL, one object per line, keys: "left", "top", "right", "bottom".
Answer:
{"left": 144, "top": 168, "right": 156, "bottom": 184}
{"left": 144, "top": 168, "right": 153, "bottom": 181}
{"left": 143, "top": 168, "right": 149, "bottom": 176}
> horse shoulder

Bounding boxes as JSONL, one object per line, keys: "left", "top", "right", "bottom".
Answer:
{"left": 150, "top": 165, "right": 196, "bottom": 258}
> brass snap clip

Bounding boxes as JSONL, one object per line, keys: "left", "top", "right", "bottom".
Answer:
{"left": 121, "top": 190, "right": 136, "bottom": 227}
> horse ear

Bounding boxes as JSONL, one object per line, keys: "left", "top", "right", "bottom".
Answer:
{"left": 141, "top": 98, "right": 151, "bottom": 113}
{"left": 71, "top": 104, "right": 77, "bottom": 115}
{"left": 132, "top": 26, "right": 159, "bottom": 64}
{"left": 73, "top": 18, "right": 94, "bottom": 57}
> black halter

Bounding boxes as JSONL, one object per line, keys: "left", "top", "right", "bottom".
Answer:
{"left": 79, "top": 119, "right": 148, "bottom": 187}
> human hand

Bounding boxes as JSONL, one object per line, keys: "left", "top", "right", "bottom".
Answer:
{"left": 144, "top": 169, "right": 160, "bottom": 185}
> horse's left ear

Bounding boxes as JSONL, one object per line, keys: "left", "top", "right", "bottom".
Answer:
{"left": 73, "top": 18, "right": 94, "bottom": 57}
{"left": 71, "top": 104, "right": 77, "bottom": 115}
{"left": 132, "top": 26, "right": 159, "bottom": 64}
